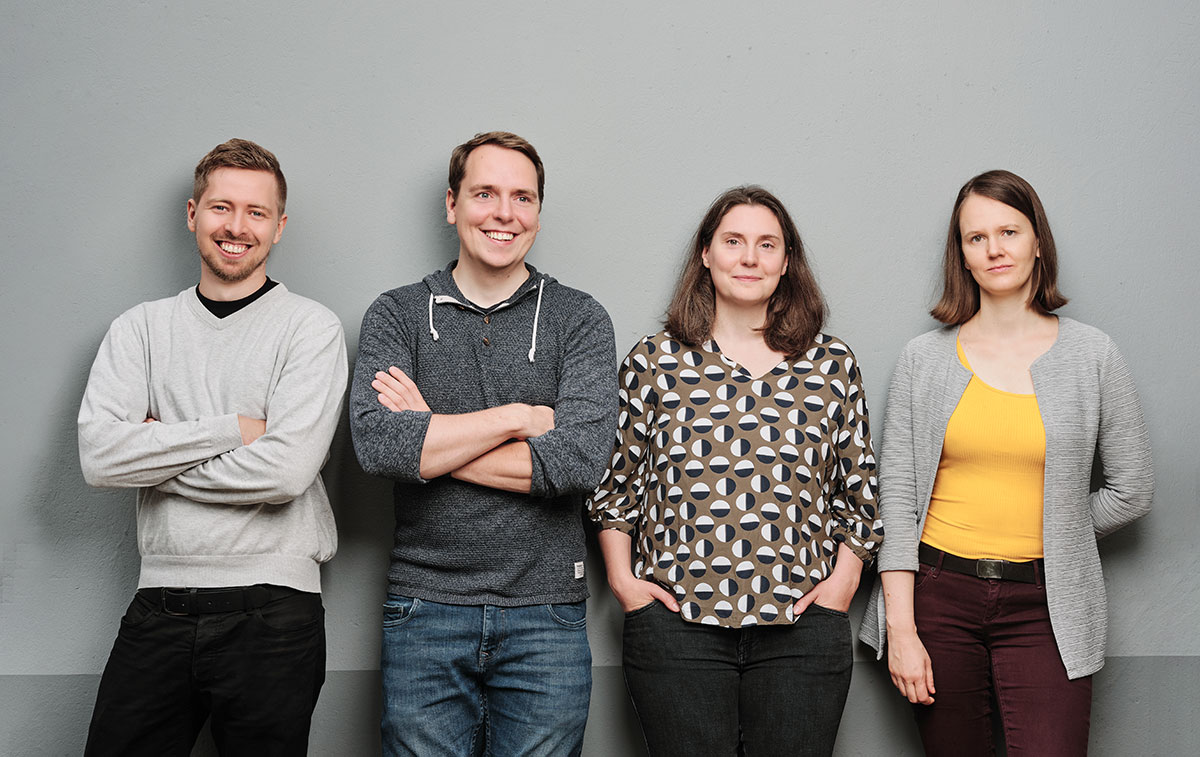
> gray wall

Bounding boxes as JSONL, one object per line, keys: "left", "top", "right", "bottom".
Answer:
{"left": 2, "top": 1, "right": 1197, "bottom": 754}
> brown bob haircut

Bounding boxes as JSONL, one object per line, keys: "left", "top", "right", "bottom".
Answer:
{"left": 665, "top": 186, "right": 827, "bottom": 358}
{"left": 931, "top": 169, "right": 1068, "bottom": 324}
{"left": 193, "top": 138, "right": 287, "bottom": 215}
{"left": 447, "top": 131, "right": 545, "bottom": 204}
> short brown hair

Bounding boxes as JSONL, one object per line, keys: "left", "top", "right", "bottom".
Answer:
{"left": 193, "top": 138, "right": 287, "bottom": 214}
{"left": 665, "top": 186, "right": 827, "bottom": 358}
{"left": 447, "top": 131, "right": 545, "bottom": 203}
{"left": 931, "top": 169, "right": 1067, "bottom": 324}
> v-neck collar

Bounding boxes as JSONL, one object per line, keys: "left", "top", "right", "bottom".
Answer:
{"left": 704, "top": 338, "right": 790, "bottom": 381}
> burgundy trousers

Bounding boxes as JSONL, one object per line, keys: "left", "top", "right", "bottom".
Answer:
{"left": 912, "top": 554, "right": 1092, "bottom": 756}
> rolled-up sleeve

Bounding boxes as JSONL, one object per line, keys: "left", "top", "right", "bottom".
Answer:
{"left": 349, "top": 293, "right": 433, "bottom": 483}
{"left": 585, "top": 337, "right": 657, "bottom": 534}
{"left": 827, "top": 345, "right": 884, "bottom": 562}
{"left": 527, "top": 295, "right": 618, "bottom": 498}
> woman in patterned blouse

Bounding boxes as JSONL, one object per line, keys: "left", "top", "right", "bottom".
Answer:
{"left": 587, "top": 186, "right": 884, "bottom": 756}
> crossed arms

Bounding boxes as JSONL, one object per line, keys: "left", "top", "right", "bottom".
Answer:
{"left": 348, "top": 290, "right": 617, "bottom": 498}
{"left": 370, "top": 365, "right": 553, "bottom": 493}
{"left": 78, "top": 305, "right": 348, "bottom": 504}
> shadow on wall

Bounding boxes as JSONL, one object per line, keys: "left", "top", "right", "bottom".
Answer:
{"left": 25, "top": 348, "right": 142, "bottom": 645}
{"left": 322, "top": 393, "right": 395, "bottom": 560}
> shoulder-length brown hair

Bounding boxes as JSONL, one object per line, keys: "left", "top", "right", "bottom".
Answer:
{"left": 931, "top": 169, "right": 1068, "bottom": 324}
{"left": 665, "top": 186, "right": 826, "bottom": 358}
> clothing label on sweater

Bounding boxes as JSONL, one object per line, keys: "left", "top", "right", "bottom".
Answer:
{"left": 574, "top": 561, "right": 585, "bottom": 579}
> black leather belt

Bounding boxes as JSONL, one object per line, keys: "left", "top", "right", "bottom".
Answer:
{"left": 139, "top": 585, "right": 295, "bottom": 615}
{"left": 919, "top": 543, "right": 1041, "bottom": 584}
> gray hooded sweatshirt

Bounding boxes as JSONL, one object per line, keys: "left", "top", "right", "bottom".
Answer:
{"left": 350, "top": 263, "right": 618, "bottom": 605}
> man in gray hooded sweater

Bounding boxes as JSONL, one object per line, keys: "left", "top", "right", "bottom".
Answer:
{"left": 350, "top": 131, "right": 618, "bottom": 756}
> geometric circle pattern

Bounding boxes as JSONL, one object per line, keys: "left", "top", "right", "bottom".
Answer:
{"left": 587, "top": 331, "right": 883, "bottom": 627}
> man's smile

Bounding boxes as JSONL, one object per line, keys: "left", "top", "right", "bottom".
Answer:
{"left": 217, "top": 240, "right": 251, "bottom": 256}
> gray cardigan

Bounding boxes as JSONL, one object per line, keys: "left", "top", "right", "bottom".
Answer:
{"left": 859, "top": 317, "right": 1153, "bottom": 679}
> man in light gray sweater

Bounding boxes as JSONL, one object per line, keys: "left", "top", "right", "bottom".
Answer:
{"left": 350, "top": 131, "right": 618, "bottom": 756}
{"left": 78, "top": 139, "right": 347, "bottom": 756}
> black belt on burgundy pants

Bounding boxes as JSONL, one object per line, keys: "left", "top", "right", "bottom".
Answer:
{"left": 918, "top": 543, "right": 1042, "bottom": 584}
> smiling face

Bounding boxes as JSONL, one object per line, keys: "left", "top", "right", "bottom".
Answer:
{"left": 702, "top": 203, "right": 788, "bottom": 314}
{"left": 446, "top": 144, "right": 541, "bottom": 279}
{"left": 958, "top": 193, "right": 1039, "bottom": 303}
{"left": 187, "top": 167, "right": 286, "bottom": 300}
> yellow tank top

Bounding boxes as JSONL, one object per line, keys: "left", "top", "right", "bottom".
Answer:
{"left": 921, "top": 341, "right": 1046, "bottom": 560}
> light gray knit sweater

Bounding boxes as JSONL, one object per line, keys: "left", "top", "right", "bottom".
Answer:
{"left": 859, "top": 317, "right": 1153, "bottom": 679}
{"left": 78, "top": 285, "right": 348, "bottom": 593}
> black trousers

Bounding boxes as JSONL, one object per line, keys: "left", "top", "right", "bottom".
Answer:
{"left": 85, "top": 587, "right": 325, "bottom": 757}
{"left": 622, "top": 600, "right": 853, "bottom": 757}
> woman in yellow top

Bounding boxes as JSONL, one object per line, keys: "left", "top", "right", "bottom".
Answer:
{"left": 860, "top": 170, "right": 1153, "bottom": 755}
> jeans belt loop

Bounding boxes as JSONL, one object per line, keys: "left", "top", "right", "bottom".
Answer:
{"left": 247, "top": 584, "right": 271, "bottom": 609}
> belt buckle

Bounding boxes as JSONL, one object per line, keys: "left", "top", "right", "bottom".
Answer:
{"left": 975, "top": 559, "right": 1005, "bottom": 580}
{"left": 161, "top": 588, "right": 193, "bottom": 615}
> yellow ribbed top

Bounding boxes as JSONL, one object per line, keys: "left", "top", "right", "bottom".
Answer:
{"left": 920, "top": 341, "right": 1046, "bottom": 560}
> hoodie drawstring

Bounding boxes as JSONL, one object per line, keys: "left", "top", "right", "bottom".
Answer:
{"left": 427, "top": 293, "right": 440, "bottom": 341}
{"left": 528, "top": 277, "right": 545, "bottom": 363}
{"left": 427, "top": 276, "right": 543, "bottom": 360}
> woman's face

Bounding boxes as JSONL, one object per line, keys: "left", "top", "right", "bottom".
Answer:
{"left": 958, "top": 193, "right": 1039, "bottom": 302}
{"left": 702, "top": 204, "right": 788, "bottom": 312}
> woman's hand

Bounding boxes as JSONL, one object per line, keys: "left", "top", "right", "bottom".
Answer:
{"left": 880, "top": 569, "right": 935, "bottom": 704}
{"left": 887, "top": 628, "right": 936, "bottom": 704}
{"left": 793, "top": 543, "right": 863, "bottom": 615}
{"left": 608, "top": 573, "right": 680, "bottom": 614}
{"left": 597, "top": 529, "right": 680, "bottom": 613}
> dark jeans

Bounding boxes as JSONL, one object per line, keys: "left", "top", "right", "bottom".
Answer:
{"left": 622, "top": 600, "right": 852, "bottom": 757}
{"left": 913, "top": 559, "right": 1092, "bottom": 756}
{"left": 85, "top": 587, "right": 325, "bottom": 757}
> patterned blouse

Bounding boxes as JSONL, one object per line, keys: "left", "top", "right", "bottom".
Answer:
{"left": 587, "top": 331, "right": 883, "bottom": 627}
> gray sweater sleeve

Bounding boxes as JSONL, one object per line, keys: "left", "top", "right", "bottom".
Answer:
{"left": 874, "top": 341, "right": 924, "bottom": 573}
{"left": 526, "top": 294, "right": 618, "bottom": 498}
{"left": 78, "top": 306, "right": 244, "bottom": 488}
{"left": 349, "top": 292, "right": 432, "bottom": 483}
{"left": 1089, "top": 336, "right": 1154, "bottom": 536}
{"left": 154, "top": 312, "right": 348, "bottom": 505}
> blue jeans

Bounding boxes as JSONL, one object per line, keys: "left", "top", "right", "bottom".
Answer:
{"left": 622, "top": 600, "right": 852, "bottom": 757}
{"left": 380, "top": 595, "right": 592, "bottom": 757}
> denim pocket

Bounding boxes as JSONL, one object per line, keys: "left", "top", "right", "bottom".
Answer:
{"left": 808, "top": 603, "right": 849, "bottom": 619}
{"left": 913, "top": 563, "right": 935, "bottom": 591}
{"left": 382, "top": 595, "right": 421, "bottom": 629}
{"left": 121, "top": 592, "right": 160, "bottom": 628}
{"left": 623, "top": 599, "right": 660, "bottom": 619}
{"left": 546, "top": 601, "right": 588, "bottom": 629}
{"left": 254, "top": 592, "right": 323, "bottom": 633}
